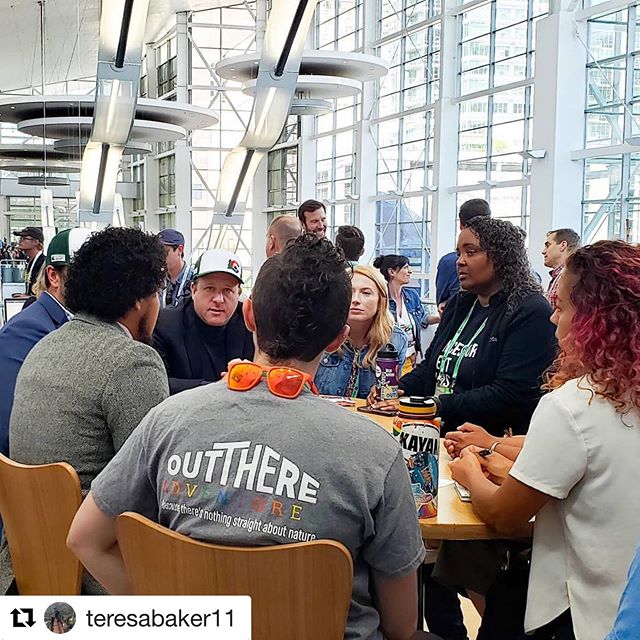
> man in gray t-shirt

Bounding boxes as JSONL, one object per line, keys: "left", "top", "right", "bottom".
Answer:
{"left": 68, "top": 235, "right": 426, "bottom": 640}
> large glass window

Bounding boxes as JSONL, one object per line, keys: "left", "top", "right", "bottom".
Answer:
{"left": 159, "top": 155, "right": 176, "bottom": 208}
{"left": 189, "top": 4, "right": 257, "bottom": 271}
{"left": 585, "top": 10, "right": 628, "bottom": 148}
{"left": 316, "top": 129, "right": 357, "bottom": 237}
{"left": 157, "top": 38, "right": 177, "bottom": 97}
{"left": 581, "top": 6, "right": 640, "bottom": 243}
{"left": 317, "top": 0, "right": 364, "bottom": 51}
{"left": 371, "top": 0, "right": 441, "bottom": 291}
{"left": 6, "top": 197, "right": 75, "bottom": 232}
{"left": 376, "top": 196, "right": 431, "bottom": 284}
{"left": 267, "top": 117, "right": 300, "bottom": 208}
{"left": 314, "top": 1, "right": 364, "bottom": 238}
{"left": 132, "top": 160, "right": 145, "bottom": 213}
{"left": 456, "top": 0, "right": 548, "bottom": 231}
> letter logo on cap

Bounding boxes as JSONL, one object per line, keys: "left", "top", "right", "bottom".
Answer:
{"left": 227, "top": 259, "right": 240, "bottom": 274}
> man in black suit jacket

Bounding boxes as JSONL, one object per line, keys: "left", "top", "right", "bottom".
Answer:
{"left": 153, "top": 249, "right": 254, "bottom": 394}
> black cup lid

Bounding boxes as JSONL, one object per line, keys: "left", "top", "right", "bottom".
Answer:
{"left": 377, "top": 342, "right": 398, "bottom": 359}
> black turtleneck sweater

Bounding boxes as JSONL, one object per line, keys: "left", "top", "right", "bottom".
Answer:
{"left": 153, "top": 299, "right": 255, "bottom": 395}
{"left": 192, "top": 306, "right": 233, "bottom": 382}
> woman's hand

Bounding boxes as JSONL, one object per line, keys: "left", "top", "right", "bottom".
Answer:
{"left": 421, "top": 314, "right": 441, "bottom": 328}
{"left": 444, "top": 422, "right": 494, "bottom": 458}
{"left": 449, "top": 447, "right": 485, "bottom": 489}
{"left": 465, "top": 445, "right": 513, "bottom": 485}
{"left": 366, "top": 385, "right": 404, "bottom": 408}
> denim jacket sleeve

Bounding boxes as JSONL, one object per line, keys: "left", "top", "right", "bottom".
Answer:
{"left": 403, "top": 288, "right": 426, "bottom": 327}
{"left": 315, "top": 341, "right": 398, "bottom": 400}
{"left": 390, "top": 325, "right": 408, "bottom": 371}
{"left": 606, "top": 544, "right": 640, "bottom": 640}
{"left": 314, "top": 349, "right": 352, "bottom": 397}
{"left": 315, "top": 347, "right": 379, "bottom": 398}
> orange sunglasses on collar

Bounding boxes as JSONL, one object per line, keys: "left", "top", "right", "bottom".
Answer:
{"left": 227, "top": 362, "right": 319, "bottom": 399}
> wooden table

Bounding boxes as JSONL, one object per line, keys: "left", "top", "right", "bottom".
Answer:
{"left": 349, "top": 401, "right": 533, "bottom": 541}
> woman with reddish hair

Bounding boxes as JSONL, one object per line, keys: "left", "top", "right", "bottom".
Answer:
{"left": 451, "top": 240, "right": 640, "bottom": 640}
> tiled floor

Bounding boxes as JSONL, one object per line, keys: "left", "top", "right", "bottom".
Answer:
{"left": 460, "top": 596, "right": 481, "bottom": 639}
{"left": 422, "top": 595, "right": 481, "bottom": 639}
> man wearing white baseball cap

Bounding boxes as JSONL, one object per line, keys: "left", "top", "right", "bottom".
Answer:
{"left": 0, "top": 227, "right": 91, "bottom": 460}
{"left": 153, "top": 248, "right": 254, "bottom": 394}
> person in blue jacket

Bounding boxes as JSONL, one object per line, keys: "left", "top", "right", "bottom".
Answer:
{"left": 315, "top": 265, "right": 407, "bottom": 399}
{"left": 0, "top": 228, "right": 91, "bottom": 458}
{"left": 435, "top": 198, "right": 491, "bottom": 310}
{"left": 606, "top": 544, "right": 640, "bottom": 640}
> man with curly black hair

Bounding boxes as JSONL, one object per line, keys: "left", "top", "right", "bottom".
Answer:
{"left": 8, "top": 226, "right": 169, "bottom": 491}
{"left": 3, "top": 227, "right": 170, "bottom": 595}
{"left": 0, "top": 228, "right": 91, "bottom": 463}
{"left": 69, "top": 234, "right": 427, "bottom": 640}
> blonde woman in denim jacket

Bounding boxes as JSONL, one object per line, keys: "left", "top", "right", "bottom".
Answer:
{"left": 315, "top": 265, "right": 407, "bottom": 399}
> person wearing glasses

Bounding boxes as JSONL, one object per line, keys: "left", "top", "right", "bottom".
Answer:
{"left": 11, "top": 226, "right": 45, "bottom": 298}
{"left": 68, "top": 234, "right": 432, "bottom": 640}
{"left": 152, "top": 249, "right": 254, "bottom": 395}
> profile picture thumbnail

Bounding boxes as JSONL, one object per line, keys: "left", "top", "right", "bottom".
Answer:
{"left": 44, "top": 602, "right": 76, "bottom": 634}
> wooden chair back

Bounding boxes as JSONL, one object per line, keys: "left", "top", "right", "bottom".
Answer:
{"left": 116, "top": 512, "right": 353, "bottom": 640}
{"left": 0, "top": 453, "right": 82, "bottom": 594}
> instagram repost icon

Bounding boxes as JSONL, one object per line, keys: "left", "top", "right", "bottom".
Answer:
{"left": 44, "top": 602, "right": 76, "bottom": 634}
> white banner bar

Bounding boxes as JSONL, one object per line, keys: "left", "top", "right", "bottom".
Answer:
{"left": 0, "top": 596, "right": 251, "bottom": 640}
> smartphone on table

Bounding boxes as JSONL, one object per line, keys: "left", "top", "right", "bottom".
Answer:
{"left": 454, "top": 481, "right": 471, "bottom": 502}
{"left": 357, "top": 405, "right": 397, "bottom": 417}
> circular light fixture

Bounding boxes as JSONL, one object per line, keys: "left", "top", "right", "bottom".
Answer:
{"left": 53, "top": 138, "right": 153, "bottom": 156}
{"left": 289, "top": 98, "right": 333, "bottom": 115}
{"left": 18, "top": 176, "right": 70, "bottom": 186}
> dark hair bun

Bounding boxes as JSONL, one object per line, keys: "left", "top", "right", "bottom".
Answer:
{"left": 373, "top": 256, "right": 384, "bottom": 268}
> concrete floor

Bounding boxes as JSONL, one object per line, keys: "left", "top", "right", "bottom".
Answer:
{"left": 460, "top": 595, "right": 481, "bottom": 639}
